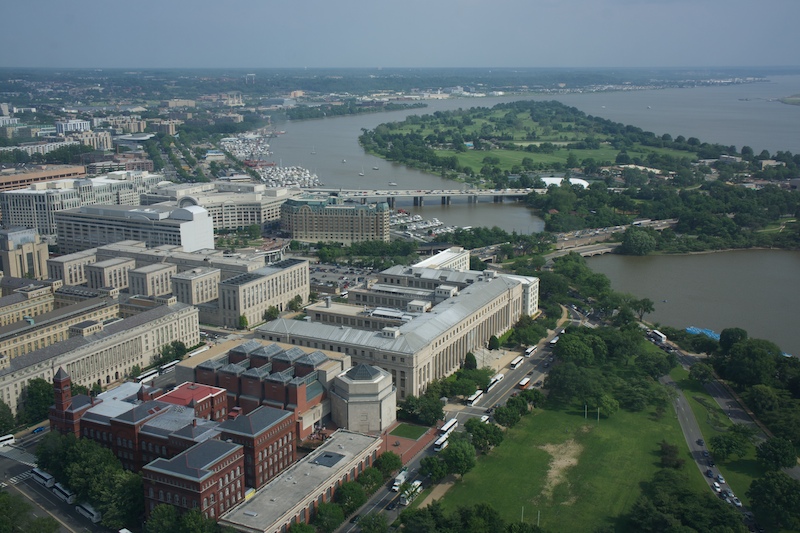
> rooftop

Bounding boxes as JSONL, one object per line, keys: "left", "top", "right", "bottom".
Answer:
{"left": 219, "top": 430, "right": 381, "bottom": 532}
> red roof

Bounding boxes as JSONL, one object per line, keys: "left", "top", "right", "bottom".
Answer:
{"left": 157, "top": 382, "right": 225, "bottom": 407}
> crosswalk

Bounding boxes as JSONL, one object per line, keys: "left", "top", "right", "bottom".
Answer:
{"left": 0, "top": 444, "right": 37, "bottom": 467}
{"left": 1, "top": 470, "right": 32, "bottom": 488}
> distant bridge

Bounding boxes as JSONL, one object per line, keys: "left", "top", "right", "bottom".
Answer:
{"left": 306, "top": 187, "right": 542, "bottom": 208}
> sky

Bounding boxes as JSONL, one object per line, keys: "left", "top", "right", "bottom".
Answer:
{"left": 1, "top": 0, "right": 799, "bottom": 69}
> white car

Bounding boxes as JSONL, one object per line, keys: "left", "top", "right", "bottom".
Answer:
{"left": 712, "top": 482, "right": 721, "bottom": 492}
{"left": 732, "top": 497, "right": 742, "bottom": 508}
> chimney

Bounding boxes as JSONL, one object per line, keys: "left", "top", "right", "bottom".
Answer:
{"left": 192, "top": 418, "right": 197, "bottom": 427}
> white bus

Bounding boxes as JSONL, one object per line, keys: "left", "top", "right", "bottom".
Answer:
{"left": 486, "top": 373, "right": 504, "bottom": 391}
{"left": 466, "top": 390, "right": 484, "bottom": 407}
{"left": 439, "top": 418, "right": 458, "bottom": 436}
{"left": 135, "top": 368, "right": 159, "bottom": 384}
{"left": 524, "top": 346, "right": 537, "bottom": 357}
{"left": 159, "top": 359, "right": 180, "bottom": 374}
{"left": 0, "top": 434, "right": 15, "bottom": 447}
{"left": 549, "top": 336, "right": 560, "bottom": 347}
{"left": 31, "top": 467, "right": 55, "bottom": 488}
{"left": 510, "top": 356, "right": 525, "bottom": 369}
{"left": 433, "top": 434, "right": 450, "bottom": 452}
{"left": 52, "top": 482, "right": 76, "bottom": 504}
{"left": 518, "top": 377, "right": 532, "bottom": 390}
{"left": 187, "top": 346, "right": 209, "bottom": 358}
{"left": 75, "top": 502, "right": 102, "bottom": 524}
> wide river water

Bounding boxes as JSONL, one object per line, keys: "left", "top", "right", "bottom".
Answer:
{"left": 267, "top": 76, "right": 800, "bottom": 352}
{"left": 588, "top": 250, "right": 800, "bottom": 357}
{"left": 267, "top": 75, "right": 800, "bottom": 233}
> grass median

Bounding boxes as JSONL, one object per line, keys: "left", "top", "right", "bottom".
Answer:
{"left": 437, "top": 401, "right": 703, "bottom": 532}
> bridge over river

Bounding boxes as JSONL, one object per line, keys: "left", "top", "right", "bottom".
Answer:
{"left": 306, "top": 187, "right": 542, "bottom": 208}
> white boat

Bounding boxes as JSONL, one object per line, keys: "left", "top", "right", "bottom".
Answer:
{"left": 358, "top": 167, "right": 365, "bottom": 177}
{"left": 373, "top": 166, "right": 379, "bottom": 170}
{"left": 342, "top": 159, "right": 346, "bottom": 163}
{"left": 388, "top": 182, "right": 398, "bottom": 186}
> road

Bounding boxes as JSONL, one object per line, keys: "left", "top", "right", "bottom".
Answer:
{"left": 337, "top": 329, "right": 565, "bottom": 532}
{"left": 1, "top": 432, "right": 105, "bottom": 533}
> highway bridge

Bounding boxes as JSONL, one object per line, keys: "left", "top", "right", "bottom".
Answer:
{"left": 306, "top": 187, "right": 543, "bottom": 207}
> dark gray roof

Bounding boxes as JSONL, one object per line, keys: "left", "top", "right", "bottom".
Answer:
{"left": 217, "top": 405, "right": 292, "bottom": 438}
{"left": 273, "top": 346, "right": 306, "bottom": 364}
{"left": 346, "top": 364, "right": 382, "bottom": 381}
{"left": 295, "top": 351, "right": 329, "bottom": 367}
{"left": 0, "top": 297, "right": 111, "bottom": 340}
{"left": 0, "top": 292, "right": 27, "bottom": 307}
{"left": 311, "top": 451, "right": 345, "bottom": 468}
{"left": 112, "top": 400, "right": 171, "bottom": 425}
{"left": 230, "top": 339, "right": 263, "bottom": 356}
{"left": 54, "top": 367, "right": 69, "bottom": 381}
{"left": 251, "top": 343, "right": 284, "bottom": 359}
{"left": 267, "top": 368, "right": 294, "bottom": 383}
{"left": 0, "top": 303, "right": 195, "bottom": 378}
{"left": 143, "top": 439, "right": 241, "bottom": 482}
{"left": 242, "top": 365, "right": 272, "bottom": 379}
{"left": 220, "top": 362, "right": 248, "bottom": 375}
{"left": 197, "top": 359, "right": 226, "bottom": 371}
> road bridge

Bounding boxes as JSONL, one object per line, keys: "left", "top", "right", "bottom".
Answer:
{"left": 306, "top": 187, "right": 543, "bottom": 208}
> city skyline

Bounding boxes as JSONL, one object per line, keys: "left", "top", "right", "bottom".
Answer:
{"left": 1, "top": 0, "right": 799, "bottom": 69}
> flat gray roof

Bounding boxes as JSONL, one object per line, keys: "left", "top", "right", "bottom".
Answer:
{"left": 219, "top": 430, "right": 381, "bottom": 533}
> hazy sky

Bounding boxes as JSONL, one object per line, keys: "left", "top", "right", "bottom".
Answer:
{"left": 2, "top": 0, "right": 798, "bottom": 69}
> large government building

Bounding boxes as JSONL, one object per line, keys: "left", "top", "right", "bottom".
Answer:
{"left": 257, "top": 262, "right": 539, "bottom": 400}
{"left": 280, "top": 196, "right": 390, "bottom": 244}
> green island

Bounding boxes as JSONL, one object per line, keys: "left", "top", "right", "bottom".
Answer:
{"left": 779, "top": 94, "right": 800, "bottom": 105}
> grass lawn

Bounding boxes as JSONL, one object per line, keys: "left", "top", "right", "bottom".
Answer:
{"left": 438, "top": 402, "right": 704, "bottom": 532}
{"left": 390, "top": 423, "right": 430, "bottom": 440}
{"left": 669, "top": 366, "right": 761, "bottom": 506}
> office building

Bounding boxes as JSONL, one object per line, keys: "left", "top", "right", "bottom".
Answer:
{"left": 85, "top": 257, "right": 136, "bottom": 290}
{"left": 141, "top": 181, "right": 300, "bottom": 232}
{"left": 1, "top": 302, "right": 199, "bottom": 415}
{"left": 280, "top": 196, "right": 390, "bottom": 244}
{"left": 54, "top": 204, "right": 214, "bottom": 254}
{"left": 257, "top": 266, "right": 539, "bottom": 400}
{"left": 0, "top": 228, "right": 49, "bottom": 280}
{"left": 129, "top": 264, "right": 177, "bottom": 297}
{"left": 47, "top": 249, "right": 97, "bottom": 286}
{"left": 0, "top": 170, "right": 166, "bottom": 235}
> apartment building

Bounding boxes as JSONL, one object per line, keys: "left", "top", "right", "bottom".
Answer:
{"left": 280, "top": 196, "right": 390, "bottom": 244}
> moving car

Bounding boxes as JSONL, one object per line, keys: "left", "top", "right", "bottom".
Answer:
{"left": 696, "top": 438, "right": 705, "bottom": 446}
{"left": 717, "top": 474, "right": 726, "bottom": 484}
{"left": 705, "top": 469, "right": 714, "bottom": 478}
{"left": 712, "top": 482, "right": 721, "bottom": 492}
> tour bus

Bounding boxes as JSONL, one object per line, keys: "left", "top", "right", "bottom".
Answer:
{"left": 52, "top": 482, "right": 76, "bottom": 504}
{"left": 510, "top": 356, "right": 525, "bottom": 370}
{"left": 75, "top": 502, "right": 102, "bottom": 524}
{"left": 159, "top": 359, "right": 181, "bottom": 374}
{"left": 524, "top": 346, "right": 537, "bottom": 357}
{"left": 439, "top": 418, "right": 458, "bottom": 437}
{"left": 31, "top": 467, "right": 55, "bottom": 488}
{"left": 433, "top": 434, "right": 450, "bottom": 452}
{"left": 0, "top": 434, "right": 15, "bottom": 447}
{"left": 135, "top": 368, "right": 159, "bottom": 385}
{"left": 518, "top": 377, "right": 532, "bottom": 390}
{"left": 466, "top": 390, "right": 484, "bottom": 407}
{"left": 486, "top": 373, "right": 504, "bottom": 391}
{"left": 549, "top": 336, "right": 560, "bottom": 347}
{"left": 187, "top": 346, "right": 209, "bottom": 358}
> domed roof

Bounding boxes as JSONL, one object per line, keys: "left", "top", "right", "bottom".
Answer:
{"left": 345, "top": 364, "right": 381, "bottom": 381}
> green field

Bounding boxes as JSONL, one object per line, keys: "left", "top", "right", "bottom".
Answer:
{"left": 669, "top": 366, "right": 761, "bottom": 506}
{"left": 437, "top": 403, "right": 707, "bottom": 532}
{"left": 390, "top": 423, "right": 430, "bottom": 440}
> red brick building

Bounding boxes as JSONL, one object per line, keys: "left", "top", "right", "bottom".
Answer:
{"left": 156, "top": 382, "right": 228, "bottom": 421}
{"left": 217, "top": 405, "right": 295, "bottom": 490}
{"left": 142, "top": 439, "right": 245, "bottom": 520}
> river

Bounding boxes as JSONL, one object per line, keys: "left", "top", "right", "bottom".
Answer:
{"left": 265, "top": 75, "right": 800, "bottom": 233}
{"left": 588, "top": 250, "right": 800, "bottom": 357}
